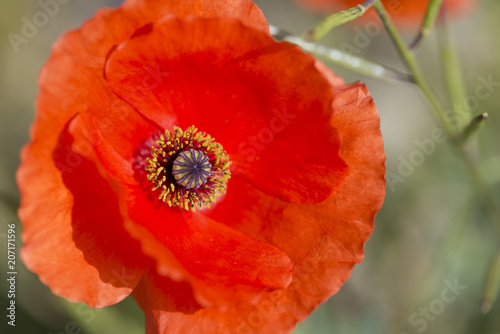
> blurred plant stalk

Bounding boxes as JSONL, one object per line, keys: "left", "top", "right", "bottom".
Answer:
{"left": 372, "top": 0, "right": 500, "bottom": 312}
{"left": 482, "top": 249, "right": 500, "bottom": 313}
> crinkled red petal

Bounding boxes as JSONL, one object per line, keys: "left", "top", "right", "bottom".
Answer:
{"left": 123, "top": 0, "right": 269, "bottom": 32}
{"left": 105, "top": 17, "right": 348, "bottom": 204}
{"left": 18, "top": 118, "right": 147, "bottom": 307}
{"left": 121, "top": 185, "right": 293, "bottom": 307}
{"left": 18, "top": 0, "right": 269, "bottom": 307}
{"left": 132, "top": 67, "right": 385, "bottom": 333}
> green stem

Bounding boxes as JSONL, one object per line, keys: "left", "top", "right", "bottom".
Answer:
{"left": 463, "top": 113, "right": 488, "bottom": 141}
{"left": 410, "top": 0, "right": 444, "bottom": 49}
{"left": 372, "top": 1, "right": 455, "bottom": 138}
{"left": 304, "top": 0, "right": 377, "bottom": 42}
{"left": 291, "top": 37, "right": 412, "bottom": 83}
{"left": 373, "top": 1, "right": 500, "bottom": 236}
{"left": 270, "top": 25, "right": 413, "bottom": 83}
{"left": 439, "top": 9, "right": 470, "bottom": 129}
{"left": 482, "top": 248, "right": 500, "bottom": 313}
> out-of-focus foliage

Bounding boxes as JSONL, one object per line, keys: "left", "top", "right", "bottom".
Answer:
{"left": 0, "top": 0, "right": 499, "bottom": 333}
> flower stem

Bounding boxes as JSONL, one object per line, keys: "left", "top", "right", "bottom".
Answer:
{"left": 439, "top": 9, "right": 470, "bottom": 129}
{"left": 372, "top": 1, "right": 455, "bottom": 138}
{"left": 303, "top": 0, "right": 377, "bottom": 42}
{"left": 372, "top": 1, "right": 500, "bottom": 236}
{"left": 410, "top": 0, "right": 444, "bottom": 49}
{"left": 270, "top": 25, "right": 413, "bottom": 83}
{"left": 482, "top": 248, "right": 500, "bottom": 313}
{"left": 463, "top": 113, "right": 488, "bottom": 141}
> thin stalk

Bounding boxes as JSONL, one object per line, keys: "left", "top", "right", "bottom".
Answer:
{"left": 482, "top": 248, "right": 500, "bottom": 313}
{"left": 439, "top": 9, "right": 471, "bottom": 130}
{"left": 463, "top": 113, "right": 488, "bottom": 141}
{"left": 304, "top": 0, "right": 377, "bottom": 42}
{"left": 270, "top": 25, "right": 413, "bottom": 83}
{"left": 373, "top": 1, "right": 500, "bottom": 235}
{"left": 372, "top": 1, "right": 455, "bottom": 138}
{"left": 410, "top": 0, "right": 444, "bottom": 49}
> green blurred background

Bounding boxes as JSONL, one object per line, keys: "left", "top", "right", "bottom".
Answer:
{"left": 1, "top": 0, "right": 499, "bottom": 333}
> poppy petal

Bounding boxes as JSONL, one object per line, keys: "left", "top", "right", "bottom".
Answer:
{"left": 123, "top": 0, "right": 269, "bottom": 32}
{"left": 19, "top": 0, "right": 386, "bottom": 331}
{"left": 18, "top": 119, "right": 147, "bottom": 307}
{"left": 81, "top": 0, "right": 269, "bottom": 155}
{"left": 132, "top": 258, "right": 358, "bottom": 334}
{"left": 16, "top": 6, "right": 158, "bottom": 307}
{"left": 130, "top": 69, "right": 385, "bottom": 333}
{"left": 17, "top": 0, "right": 272, "bottom": 311}
{"left": 75, "top": 113, "right": 138, "bottom": 185}
{"left": 132, "top": 267, "right": 203, "bottom": 333}
{"left": 104, "top": 17, "right": 348, "bottom": 204}
{"left": 120, "top": 186, "right": 293, "bottom": 307}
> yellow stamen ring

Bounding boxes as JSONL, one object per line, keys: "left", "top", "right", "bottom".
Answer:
{"left": 144, "top": 126, "right": 231, "bottom": 211}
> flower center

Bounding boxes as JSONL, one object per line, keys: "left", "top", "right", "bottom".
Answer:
{"left": 172, "top": 149, "right": 212, "bottom": 189}
{"left": 144, "top": 126, "right": 231, "bottom": 211}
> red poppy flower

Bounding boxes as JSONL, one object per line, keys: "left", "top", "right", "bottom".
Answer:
{"left": 17, "top": 0, "right": 385, "bottom": 333}
{"left": 297, "top": 0, "right": 476, "bottom": 29}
